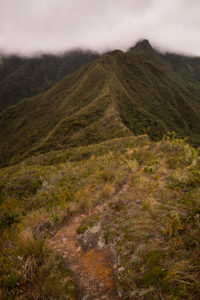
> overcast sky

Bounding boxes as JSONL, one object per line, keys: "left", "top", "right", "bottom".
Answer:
{"left": 0, "top": 0, "right": 200, "bottom": 56}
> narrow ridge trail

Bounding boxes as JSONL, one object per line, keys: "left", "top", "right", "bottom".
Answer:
{"left": 50, "top": 181, "right": 129, "bottom": 300}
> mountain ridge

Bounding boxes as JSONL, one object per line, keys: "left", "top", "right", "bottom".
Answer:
{"left": 0, "top": 40, "right": 200, "bottom": 167}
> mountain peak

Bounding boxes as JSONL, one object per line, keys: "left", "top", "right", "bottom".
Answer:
{"left": 135, "top": 39, "right": 152, "bottom": 49}
{"left": 130, "top": 39, "right": 153, "bottom": 52}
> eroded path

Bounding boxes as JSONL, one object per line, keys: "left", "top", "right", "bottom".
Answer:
{"left": 50, "top": 182, "right": 129, "bottom": 300}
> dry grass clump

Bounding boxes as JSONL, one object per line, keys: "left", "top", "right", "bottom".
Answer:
{"left": 17, "top": 232, "right": 75, "bottom": 299}
{"left": 0, "top": 229, "right": 75, "bottom": 300}
{"left": 101, "top": 182, "right": 115, "bottom": 198}
{"left": 20, "top": 209, "right": 53, "bottom": 236}
{"left": 164, "top": 260, "right": 198, "bottom": 286}
{"left": 75, "top": 188, "right": 93, "bottom": 212}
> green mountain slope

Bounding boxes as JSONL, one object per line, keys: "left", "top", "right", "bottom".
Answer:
{"left": 103, "top": 42, "right": 200, "bottom": 142}
{"left": 0, "top": 60, "right": 131, "bottom": 166}
{"left": 162, "top": 52, "right": 200, "bottom": 97}
{"left": 0, "top": 50, "right": 99, "bottom": 112}
{"left": 0, "top": 40, "right": 200, "bottom": 167}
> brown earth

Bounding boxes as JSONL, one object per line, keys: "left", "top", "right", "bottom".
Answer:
{"left": 50, "top": 182, "right": 129, "bottom": 299}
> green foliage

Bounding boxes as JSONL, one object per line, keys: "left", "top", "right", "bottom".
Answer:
{"left": 0, "top": 212, "right": 20, "bottom": 230}
{"left": 141, "top": 265, "right": 166, "bottom": 286}
{"left": 163, "top": 131, "right": 187, "bottom": 144}
{"left": 76, "top": 224, "right": 88, "bottom": 234}
{"left": 162, "top": 52, "right": 200, "bottom": 98}
{"left": 141, "top": 251, "right": 167, "bottom": 287}
{"left": 169, "top": 168, "right": 200, "bottom": 191}
{"left": 144, "top": 165, "right": 154, "bottom": 173}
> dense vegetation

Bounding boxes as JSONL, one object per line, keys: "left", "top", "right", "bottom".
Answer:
{"left": 0, "top": 40, "right": 200, "bottom": 299}
{"left": 162, "top": 52, "right": 200, "bottom": 98}
{"left": 0, "top": 40, "right": 200, "bottom": 168}
{"left": 0, "top": 50, "right": 99, "bottom": 112}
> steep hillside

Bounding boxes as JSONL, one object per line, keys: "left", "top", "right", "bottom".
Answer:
{"left": 1, "top": 40, "right": 200, "bottom": 167}
{"left": 0, "top": 50, "right": 99, "bottom": 112}
{"left": 103, "top": 41, "right": 200, "bottom": 143}
{"left": 162, "top": 52, "right": 200, "bottom": 97}
{"left": 0, "top": 59, "right": 131, "bottom": 166}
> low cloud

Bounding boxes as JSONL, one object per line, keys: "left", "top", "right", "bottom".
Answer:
{"left": 0, "top": 0, "right": 200, "bottom": 56}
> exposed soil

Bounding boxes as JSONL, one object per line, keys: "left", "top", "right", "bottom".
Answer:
{"left": 50, "top": 182, "right": 129, "bottom": 300}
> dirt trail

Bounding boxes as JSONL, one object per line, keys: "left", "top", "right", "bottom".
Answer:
{"left": 50, "top": 182, "right": 129, "bottom": 300}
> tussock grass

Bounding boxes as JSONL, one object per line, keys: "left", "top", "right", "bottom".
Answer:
{"left": 0, "top": 136, "right": 134, "bottom": 298}
{"left": 0, "top": 135, "right": 200, "bottom": 299}
{"left": 94, "top": 135, "right": 200, "bottom": 299}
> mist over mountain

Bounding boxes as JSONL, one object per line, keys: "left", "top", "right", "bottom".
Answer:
{"left": 1, "top": 0, "right": 200, "bottom": 56}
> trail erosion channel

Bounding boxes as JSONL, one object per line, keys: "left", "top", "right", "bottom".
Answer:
{"left": 50, "top": 181, "right": 129, "bottom": 299}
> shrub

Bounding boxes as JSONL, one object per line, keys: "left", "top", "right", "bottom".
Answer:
{"left": 0, "top": 212, "right": 20, "bottom": 230}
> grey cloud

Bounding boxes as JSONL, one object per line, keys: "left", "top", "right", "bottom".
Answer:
{"left": 0, "top": 0, "right": 199, "bottom": 56}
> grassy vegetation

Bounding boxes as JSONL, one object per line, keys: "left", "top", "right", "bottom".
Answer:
{"left": 0, "top": 136, "right": 140, "bottom": 299}
{"left": 0, "top": 134, "right": 200, "bottom": 298}
{"left": 80, "top": 134, "right": 200, "bottom": 299}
